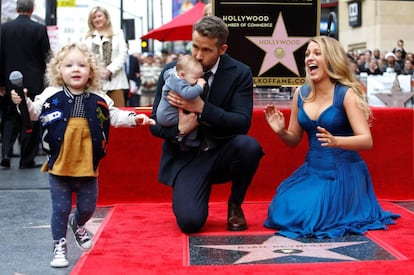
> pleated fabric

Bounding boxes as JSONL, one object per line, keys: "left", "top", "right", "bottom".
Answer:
{"left": 264, "top": 84, "right": 399, "bottom": 239}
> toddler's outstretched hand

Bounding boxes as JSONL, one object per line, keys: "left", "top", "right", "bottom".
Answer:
{"left": 135, "top": 114, "right": 156, "bottom": 126}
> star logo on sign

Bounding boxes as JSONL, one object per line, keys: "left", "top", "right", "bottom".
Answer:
{"left": 197, "top": 235, "right": 367, "bottom": 264}
{"left": 246, "top": 12, "right": 309, "bottom": 76}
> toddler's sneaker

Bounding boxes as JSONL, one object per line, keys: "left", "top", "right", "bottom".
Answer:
{"left": 50, "top": 238, "right": 69, "bottom": 268}
{"left": 69, "top": 213, "right": 93, "bottom": 251}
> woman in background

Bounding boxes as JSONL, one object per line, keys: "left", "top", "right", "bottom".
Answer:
{"left": 84, "top": 6, "right": 129, "bottom": 107}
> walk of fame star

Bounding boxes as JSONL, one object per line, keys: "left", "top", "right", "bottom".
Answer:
{"left": 375, "top": 76, "right": 414, "bottom": 107}
{"left": 246, "top": 12, "right": 309, "bottom": 76}
{"left": 197, "top": 235, "right": 365, "bottom": 264}
{"left": 189, "top": 234, "right": 396, "bottom": 265}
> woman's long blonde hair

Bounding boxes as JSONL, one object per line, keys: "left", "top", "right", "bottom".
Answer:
{"left": 45, "top": 43, "right": 102, "bottom": 92}
{"left": 304, "top": 36, "right": 371, "bottom": 119}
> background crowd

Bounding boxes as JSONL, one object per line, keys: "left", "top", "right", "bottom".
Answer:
{"left": 347, "top": 39, "right": 413, "bottom": 76}
{"left": 133, "top": 39, "right": 414, "bottom": 108}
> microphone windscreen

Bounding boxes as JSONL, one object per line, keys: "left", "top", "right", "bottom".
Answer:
{"left": 9, "top": 71, "right": 23, "bottom": 86}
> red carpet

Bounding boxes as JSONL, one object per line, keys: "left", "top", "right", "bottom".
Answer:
{"left": 72, "top": 201, "right": 413, "bottom": 274}
{"left": 97, "top": 107, "right": 414, "bottom": 205}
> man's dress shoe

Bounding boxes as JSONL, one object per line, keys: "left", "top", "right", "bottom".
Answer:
{"left": 227, "top": 202, "right": 248, "bottom": 231}
{"left": 1, "top": 159, "right": 11, "bottom": 168}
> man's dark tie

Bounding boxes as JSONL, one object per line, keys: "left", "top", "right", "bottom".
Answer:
{"left": 199, "top": 71, "right": 216, "bottom": 151}
{"left": 201, "top": 71, "right": 212, "bottom": 100}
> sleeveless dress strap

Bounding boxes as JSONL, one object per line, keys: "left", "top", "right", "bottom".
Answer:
{"left": 333, "top": 83, "right": 350, "bottom": 108}
{"left": 297, "top": 84, "right": 311, "bottom": 108}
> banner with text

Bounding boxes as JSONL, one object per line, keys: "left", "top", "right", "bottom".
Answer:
{"left": 214, "top": 0, "right": 320, "bottom": 87}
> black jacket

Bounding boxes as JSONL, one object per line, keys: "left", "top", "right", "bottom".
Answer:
{"left": 149, "top": 54, "right": 254, "bottom": 186}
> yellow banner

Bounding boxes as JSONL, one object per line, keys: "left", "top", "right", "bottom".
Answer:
{"left": 57, "top": 0, "right": 76, "bottom": 7}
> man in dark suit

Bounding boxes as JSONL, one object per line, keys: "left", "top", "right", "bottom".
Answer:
{"left": 124, "top": 42, "right": 141, "bottom": 107}
{"left": 150, "top": 16, "right": 263, "bottom": 233}
{"left": 0, "top": 0, "right": 50, "bottom": 169}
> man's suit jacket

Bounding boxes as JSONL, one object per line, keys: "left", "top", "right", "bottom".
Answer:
{"left": 150, "top": 53, "right": 254, "bottom": 186}
{"left": 125, "top": 54, "right": 141, "bottom": 88}
{"left": 0, "top": 14, "right": 50, "bottom": 99}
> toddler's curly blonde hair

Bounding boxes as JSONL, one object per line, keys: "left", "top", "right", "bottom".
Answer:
{"left": 45, "top": 42, "right": 102, "bottom": 92}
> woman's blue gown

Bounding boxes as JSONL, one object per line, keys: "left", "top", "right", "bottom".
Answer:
{"left": 264, "top": 84, "right": 399, "bottom": 239}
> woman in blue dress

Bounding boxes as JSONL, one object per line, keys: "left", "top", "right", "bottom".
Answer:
{"left": 263, "top": 36, "right": 399, "bottom": 239}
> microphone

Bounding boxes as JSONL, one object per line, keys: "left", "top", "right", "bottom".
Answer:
{"left": 9, "top": 71, "right": 32, "bottom": 133}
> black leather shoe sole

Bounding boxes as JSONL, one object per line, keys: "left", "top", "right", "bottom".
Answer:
{"left": 227, "top": 223, "right": 248, "bottom": 231}
{"left": 19, "top": 163, "right": 43, "bottom": 169}
{"left": 227, "top": 203, "right": 248, "bottom": 231}
{"left": 1, "top": 159, "right": 11, "bottom": 168}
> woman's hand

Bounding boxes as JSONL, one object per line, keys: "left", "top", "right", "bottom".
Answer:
{"left": 316, "top": 126, "right": 336, "bottom": 147}
{"left": 101, "top": 68, "right": 112, "bottom": 80}
{"left": 264, "top": 104, "right": 285, "bottom": 135}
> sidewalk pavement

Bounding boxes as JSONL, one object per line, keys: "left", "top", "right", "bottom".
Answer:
{"left": 0, "top": 153, "right": 107, "bottom": 275}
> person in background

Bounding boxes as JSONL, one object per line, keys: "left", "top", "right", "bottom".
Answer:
{"left": 406, "top": 52, "right": 414, "bottom": 65}
{"left": 11, "top": 43, "right": 155, "bottom": 268}
{"left": 124, "top": 41, "right": 141, "bottom": 107}
{"left": 160, "top": 48, "right": 170, "bottom": 67}
{"left": 367, "top": 59, "right": 382, "bottom": 75}
{"left": 357, "top": 50, "right": 372, "bottom": 73}
{"left": 84, "top": 6, "right": 128, "bottom": 107}
{"left": 140, "top": 53, "right": 162, "bottom": 106}
{"left": 381, "top": 52, "right": 401, "bottom": 74}
{"left": 346, "top": 53, "right": 359, "bottom": 75}
{"left": 150, "top": 16, "right": 263, "bottom": 234}
{"left": 401, "top": 59, "right": 413, "bottom": 75}
{"left": 372, "top": 48, "right": 382, "bottom": 61}
{"left": 203, "top": 2, "right": 212, "bottom": 16}
{"left": 0, "top": 0, "right": 51, "bottom": 169}
{"left": 263, "top": 36, "right": 399, "bottom": 239}
{"left": 392, "top": 39, "right": 407, "bottom": 60}
{"left": 394, "top": 48, "right": 405, "bottom": 69}
{"left": 356, "top": 52, "right": 366, "bottom": 72}
{"left": 156, "top": 54, "right": 206, "bottom": 150}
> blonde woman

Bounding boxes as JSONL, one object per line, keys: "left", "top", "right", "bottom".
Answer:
{"left": 264, "top": 36, "right": 399, "bottom": 239}
{"left": 84, "top": 6, "right": 129, "bottom": 107}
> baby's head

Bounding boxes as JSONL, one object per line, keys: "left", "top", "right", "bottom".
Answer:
{"left": 46, "top": 43, "right": 102, "bottom": 92}
{"left": 176, "top": 54, "right": 203, "bottom": 85}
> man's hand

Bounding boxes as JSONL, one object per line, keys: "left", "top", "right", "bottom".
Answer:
{"left": 177, "top": 108, "right": 198, "bottom": 136}
{"left": 167, "top": 91, "right": 204, "bottom": 114}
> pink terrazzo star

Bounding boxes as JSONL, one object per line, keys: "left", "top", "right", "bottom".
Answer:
{"left": 246, "top": 12, "right": 310, "bottom": 76}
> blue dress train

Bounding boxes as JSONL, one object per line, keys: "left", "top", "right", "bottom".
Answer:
{"left": 264, "top": 84, "right": 399, "bottom": 239}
